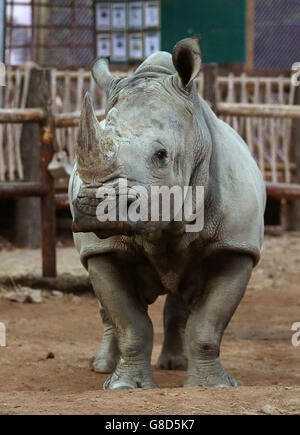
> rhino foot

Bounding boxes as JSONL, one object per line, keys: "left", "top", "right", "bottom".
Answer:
{"left": 90, "top": 354, "right": 118, "bottom": 374}
{"left": 184, "top": 358, "right": 238, "bottom": 388}
{"left": 103, "top": 365, "right": 158, "bottom": 390}
{"left": 157, "top": 353, "right": 188, "bottom": 371}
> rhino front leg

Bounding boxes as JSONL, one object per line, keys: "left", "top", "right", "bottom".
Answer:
{"left": 91, "top": 301, "right": 119, "bottom": 373}
{"left": 185, "top": 252, "right": 253, "bottom": 388}
{"left": 88, "top": 255, "right": 157, "bottom": 390}
{"left": 157, "top": 294, "right": 189, "bottom": 370}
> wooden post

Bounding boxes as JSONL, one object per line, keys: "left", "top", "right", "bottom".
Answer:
{"left": 40, "top": 69, "right": 57, "bottom": 277}
{"left": 15, "top": 69, "right": 42, "bottom": 248}
{"left": 15, "top": 68, "right": 57, "bottom": 276}
{"left": 246, "top": 0, "right": 255, "bottom": 72}
{"left": 203, "top": 63, "right": 218, "bottom": 114}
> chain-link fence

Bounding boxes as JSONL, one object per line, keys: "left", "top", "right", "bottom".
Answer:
{"left": 255, "top": 0, "right": 300, "bottom": 71}
{"left": 5, "top": 0, "right": 94, "bottom": 68}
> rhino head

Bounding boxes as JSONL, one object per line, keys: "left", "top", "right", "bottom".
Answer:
{"left": 72, "top": 37, "right": 211, "bottom": 238}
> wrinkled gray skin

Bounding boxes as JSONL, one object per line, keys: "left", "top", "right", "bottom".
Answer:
{"left": 69, "top": 38, "right": 266, "bottom": 390}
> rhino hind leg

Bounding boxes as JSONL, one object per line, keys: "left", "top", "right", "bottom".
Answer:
{"left": 88, "top": 255, "right": 158, "bottom": 390}
{"left": 185, "top": 252, "right": 253, "bottom": 388}
{"left": 157, "top": 294, "right": 189, "bottom": 371}
{"left": 90, "top": 302, "right": 119, "bottom": 374}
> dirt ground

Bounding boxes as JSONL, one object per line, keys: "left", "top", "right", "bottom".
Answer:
{"left": 0, "top": 234, "right": 299, "bottom": 415}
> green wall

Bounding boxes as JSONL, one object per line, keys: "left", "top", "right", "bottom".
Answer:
{"left": 161, "top": 0, "right": 246, "bottom": 64}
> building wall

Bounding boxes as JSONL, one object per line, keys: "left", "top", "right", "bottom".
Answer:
{"left": 161, "top": 0, "right": 246, "bottom": 64}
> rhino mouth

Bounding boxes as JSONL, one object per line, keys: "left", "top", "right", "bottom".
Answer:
{"left": 72, "top": 195, "right": 158, "bottom": 237}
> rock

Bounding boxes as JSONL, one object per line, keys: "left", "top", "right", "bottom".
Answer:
{"left": 5, "top": 288, "right": 43, "bottom": 304}
{"left": 28, "top": 290, "right": 43, "bottom": 304}
{"left": 72, "top": 296, "right": 81, "bottom": 304}
{"left": 46, "top": 352, "right": 55, "bottom": 360}
{"left": 261, "top": 404, "right": 279, "bottom": 415}
{"left": 52, "top": 290, "right": 64, "bottom": 299}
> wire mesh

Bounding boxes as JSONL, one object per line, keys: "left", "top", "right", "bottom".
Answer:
{"left": 254, "top": 0, "right": 300, "bottom": 71}
{"left": 5, "top": 0, "right": 94, "bottom": 68}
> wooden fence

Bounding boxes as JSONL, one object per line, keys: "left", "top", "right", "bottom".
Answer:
{"left": 0, "top": 66, "right": 299, "bottom": 277}
{"left": 0, "top": 65, "right": 31, "bottom": 181}
{"left": 50, "top": 70, "right": 298, "bottom": 185}
{"left": 1, "top": 66, "right": 297, "bottom": 184}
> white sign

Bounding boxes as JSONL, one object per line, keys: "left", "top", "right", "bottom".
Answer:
{"left": 128, "top": 2, "right": 143, "bottom": 29}
{"left": 112, "top": 3, "right": 126, "bottom": 30}
{"left": 144, "top": 32, "right": 160, "bottom": 58}
{"left": 97, "top": 34, "right": 111, "bottom": 58}
{"left": 0, "top": 323, "right": 6, "bottom": 347}
{"left": 96, "top": 3, "right": 111, "bottom": 30}
{"left": 129, "top": 33, "right": 143, "bottom": 60}
{"left": 112, "top": 33, "right": 127, "bottom": 61}
{"left": 144, "top": 1, "right": 160, "bottom": 28}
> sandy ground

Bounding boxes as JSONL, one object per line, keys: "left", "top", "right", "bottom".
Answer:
{"left": 0, "top": 234, "right": 299, "bottom": 415}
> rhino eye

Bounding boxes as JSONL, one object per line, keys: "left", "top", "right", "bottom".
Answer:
{"left": 154, "top": 149, "right": 168, "bottom": 160}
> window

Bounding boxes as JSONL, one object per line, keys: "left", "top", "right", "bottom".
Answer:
{"left": 95, "top": 0, "right": 161, "bottom": 63}
{"left": 5, "top": 0, "right": 94, "bottom": 67}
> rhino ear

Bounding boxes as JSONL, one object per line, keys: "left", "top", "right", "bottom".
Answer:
{"left": 172, "top": 37, "right": 201, "bottom": 89}
{"left": 92, "top": 58, "right": 118, "bottom": 95}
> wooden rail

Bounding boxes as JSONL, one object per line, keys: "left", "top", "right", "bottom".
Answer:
{"left": 1, "top": 104, "right": 300, "bottom": 127}
{"left": 49, "top": 182, "right": 300, "bottom": 211}
{"left": 217, "top": 103, "right": 300, "bottom": 119}
{"left": 0, "top": 108, "right": 46, "bottom": 123}
{"left": 0, "top": 109, "right": 105, "bottom": 127}
{"left": 266, "top": 182, "right": 300, "bottom": 200}
{"left": 0, "top": 182, "right": 49, "bottom": 198}
{"left": 54, "top": 110, "right": 105, "bottom": 128}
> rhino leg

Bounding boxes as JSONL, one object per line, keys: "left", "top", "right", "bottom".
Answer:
{"left": 90, "top": 301, "right": 119, "bottom": 374}
{"left": 185, "top": 252, "right": 253, "bottom": 388}
{"left": 157, "top": 294, "right": 189, "bottom": 371}
{"left": 88, "top": 255, "right": 158, "bottom": 390}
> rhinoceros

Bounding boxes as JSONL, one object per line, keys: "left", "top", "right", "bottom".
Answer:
{"left": 69, "top": 37, "right": 266, "bottom": 390}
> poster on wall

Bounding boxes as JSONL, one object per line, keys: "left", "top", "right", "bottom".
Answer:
{"left": 144, "top": 31, "right": 160, "bottom": 58}
{"left": 129, "top": 33, "right": 143, "bottom": 60}
{"left": 97, "top": 34, "right": 111, "bottom": 58}
{"left": 96, "top": 3, "right": 111, "bottom": 30}
{"left": 144, "top": 1, "right": 160, "bottom": 28}
{"left": 128, "top": 2, "right": 143, "bottom": 29}
{"left": 112, "top": 3, "right": 127, "bottom": 30}
{"left": 112, "top": 33, "right": 127, "bottom": 61}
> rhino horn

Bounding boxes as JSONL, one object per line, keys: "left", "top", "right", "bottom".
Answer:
{"left": 76, "top": 93, "right": 109, "bottom": 182}
{"left": 92, "top": 58, "right": 118, "bottom": 95}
